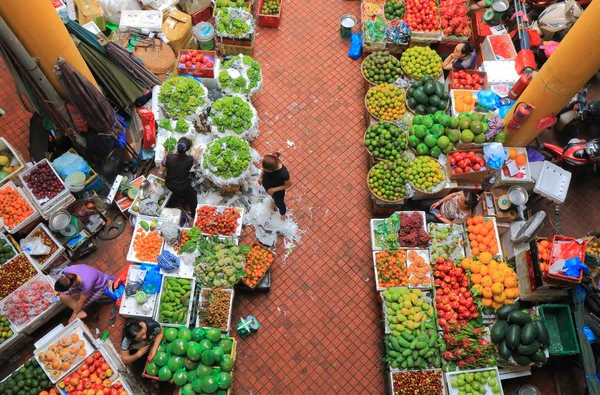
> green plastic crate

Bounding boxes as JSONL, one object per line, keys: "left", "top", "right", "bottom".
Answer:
{"left": 539, "top": 304, "right": 580, "bottom": 355}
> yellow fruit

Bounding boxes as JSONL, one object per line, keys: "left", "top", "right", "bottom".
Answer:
{"left": 461, "top": 258, "right": 471, "bottom": 270}
{"left": 491, "top": 283, "right": 505, "bottom": 295}
{"left": 0, "top": 156, "right": 8, "bottom": 167}
{"left": 479, "top": 252, "right": 492, "bottom": 264}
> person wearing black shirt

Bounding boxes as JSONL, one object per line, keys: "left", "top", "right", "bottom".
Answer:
{"left": 119, "top": 318, "right": 163, "bottom": 366}
{"left": 161, "top": 137, "right": 197, "bottom": 215}
{"left": 258, "top": 152, "right": 292, "bottom": 221}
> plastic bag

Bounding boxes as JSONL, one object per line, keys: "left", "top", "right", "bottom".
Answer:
{"left": 348, "top": 33, "right": 363, "bottom": 60}
{"left": 483, "top": 143, "right": 507, "bottom": 169}
{"left": 97, "top": 0, "right": 141, "bottom": 24}
{"left": 53, "top": 152, "right": 91, "bottom": 179}
{"left": 477, "top": 90, "right": 499, "bottom": 111}
{"left": 20, "top": 237, "right": 51, "bottom": 256}
{"left": 540, "top": 41, "right": 559, "bottom": 57}
{"left": 562, "top": 256, "right": 590, "bottom": 279}
{"left": 498, "top": 98, "right": 515, "bottom": 118}
{"left": 526, "top": 147, "right": 545, "bottom": 162}
{"left": 141, "top": 264, "right": 162, "bottom": 294}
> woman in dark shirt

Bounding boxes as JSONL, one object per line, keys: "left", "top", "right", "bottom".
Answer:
{"left": 443, "top": 43, "right": 477, "bottom": 72}
{"left": 161, "top": 137, "right": 197, "bottom": 214}
{"left": 119, "top": 318, "right": 163, "bottom": 366}
{"left": 258, "top": 153, "right": 292, "bottom": 221}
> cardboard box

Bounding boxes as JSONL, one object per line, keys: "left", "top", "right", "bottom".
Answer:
{"left": 163, "top": 9, "right": 193, "bottom": 53}
{"left": 179, "top": 0, "right": 212, "bottom": 14}
{"left": 74, "top": 0, "right": 105, "bottom": 30}
{"left": 119, "top": 9, "right": 163, "bottom": 32}
{"left": 445, "top": 149, "right": 491, "bottom": 182}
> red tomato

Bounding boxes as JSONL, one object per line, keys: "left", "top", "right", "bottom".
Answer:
{"left": 185, "top": 61, "right": 192, "bottom": 68}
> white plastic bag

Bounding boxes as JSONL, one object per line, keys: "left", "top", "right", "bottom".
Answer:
{"left": 20, "top": 237, "right": 51, "bottom": 256}
{"left": 98, "top": 0, "right": 142, "bottom": 24}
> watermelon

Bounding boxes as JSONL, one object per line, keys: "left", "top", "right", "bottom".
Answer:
{"left": 145, "top": 362, "right": 159, "bottom": 376}
{"left": 164, "top": 327, "right": 178, "bottom": 342}
{"left": 196, "top": 364, "right": 212, "bottom": 378}
{"left": 158, "top": 366, "right": 173, "bottom": 381}
{"left": 153, "top": 352, "right": 169, "bottom": 367}
{"left": 191, "top": 327, "right": 206, "bottom": 342}
{"left": 181, "top": 384, "right": 195, "bottom": 395}
{"left": 218, "top": 338, "right": 232, "bottom": 353}
{"left": 199, "top": 339, "right": 212, "bottom": 351}
{"left": 178, "top": 327, "right": 193, "bottom": 342}
{"left": 220, "top": 356, "right": 234, "bottom": 372}
{"left": 187, "top": 341, "right": 203, "bottom": 361}
{"left": 206, "top": 328, "right": 221, "bottom": 343}
{"left": 201, "top": 376, "right": 219, "bottom": 393}
{"left": 173, "top": 369, "right": 188, "bottom": 386}
{"left": 170, "top": 338, "right": 189, "bottom": 356}
{"left": 167, "top": 356, "right": 184, "bottom": 372}
{"left": 212, "top": 347, "right": 224, "bottom": 363}
{"left": 217, "top": 372, "right": 232, "bottom": 389}
{"left": 201, "top": 349, "right": 216, "bottom": 366}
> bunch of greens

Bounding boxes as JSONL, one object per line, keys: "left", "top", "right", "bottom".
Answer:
{"left": 218, "top": 55, "right": 262, "bottom": 95}
{"left": 158, "top": 118, "right": 172, "bottom": 131}
{"left": 202, "top": 136, "right": 251, "bottom": 179}
{"left": 175, "top": 119, "right": 189, "bottom": 133}
{"left": 158, "top": 77, "right": 207, "bottom": 118}
{"left": 179, "top": 226, "right": 203, "bottom": 253}
{"left": 215, "top": 8, "right": 251, "bottom": 37}
{"left": 210, "top": 96, "right": 254, "bottom": 136}
{"left": 193, "top": 236, "right": 251, "bottom": 287}
{"left": 163, "top": 136, "right": 177, "bottom": 153}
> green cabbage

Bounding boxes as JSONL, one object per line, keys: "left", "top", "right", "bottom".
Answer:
{"left": 210, "top": 96, "right": 254, "bottom": 135}
{"left": 202, "top": 136, "right": 251, "bottom": 179}
{"left": 159, "top": 77, "right": 206, "bottom": 118}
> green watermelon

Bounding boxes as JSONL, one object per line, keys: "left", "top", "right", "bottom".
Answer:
{"left": 191, "top": 327, "right": 206, "bottom": 342}
{"left": 153, "top": 352, "right": 169, "bottom": 367}
{"left": 206, "top": 328, "right": 221, "bottom": 343}
{"left": 187, "top": 341, "right": 203, "bottom": 361}
{"left": 167, "top": 356, "right": 184, "bottom": 372}
{"left": 184, "top": 357, "right": 199, "bottom": 371}
{"left": 164, "top": 327, "right": 179, "bottom": 342}
{"left": 170, "top": 338, "right": 189, "bottom": 356}
{"left": 172, "top": 369, "right": 188, "bottom": 386}
{"left": 178, "top": 327, "right": 193, "bottom": 342}
{"left": 199, "top": 339, "right": 213, "bottom": 351}
{"left": 201, "top": 376, "right": 219, "bottom": 393}
{"left": 201, "top": 349, "right": 216, "bottom": 366}
{"left": 145, "top": 362, "right": 159, "bottom": 376}
{"left": 218, "top": 339, "right": 233, "bottom": 353}
{"left": 220, "top": 356, "right": 234, "bottom": 372}
{"left": 217, "top": 372, "right": 232, "bottom": 389}
{"left": 181, "top": 383, "right": 195, "bottom": 395}
{"left": 196, "top": 364, "right": 212, "bottom": 377}
{"left": 212, "top": 347, "right": 224, "bottom": 363}
{"left": 158, "top": 366, "right": 173, "bottom": 381}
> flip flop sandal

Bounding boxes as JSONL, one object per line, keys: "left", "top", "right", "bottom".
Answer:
{"left": 108, "top": 304, "right": 118, "bottom": 325}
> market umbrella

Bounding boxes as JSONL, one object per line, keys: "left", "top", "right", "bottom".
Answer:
{"left": 75, "top": 39, "right": 146, "bottom": 108}
{"left": 64, "top": 18, "right": 105, "bottom": 54}
{"left": 105, "top": 41, "right": 161, "bottom": 89}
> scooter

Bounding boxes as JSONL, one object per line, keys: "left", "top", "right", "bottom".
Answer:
{"left": 531, "top": 0, "right": 583, "bottom": 39}
{"left": 543, "top": 138, "right": 600, "bottom": 167}
{"left": 552, "top": 86, "right": 600, "bottom": 146}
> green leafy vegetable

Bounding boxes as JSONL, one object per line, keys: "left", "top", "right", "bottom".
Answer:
{"left": 218, "top": 55, "right": 262, "bottom": 95}
{"left": 210, "top": 96, "right": 254, "bottom": 136}
{"left": 158, "top": 119, "right": 172, "bottom": 131}
{"left": 215, "top": 8, "right": 251, "bottom": 37}
{"left": 175, "top": 119, "right": 189, "bottom": 133}
{"left": 163, "top": 136, "right": 177, "bottom": 153}
{"left": 159, "top": 77, "right": 207, "bottom": 118}
{"left": 202, "top": 136, "right": 251, "bottom": 179}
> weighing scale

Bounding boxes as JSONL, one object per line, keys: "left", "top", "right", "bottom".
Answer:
{"left": 49, "top": 210, "right": 78, "bottom": 237}
{"left": 483, "top": 0, "right": 509, "bottom": 24}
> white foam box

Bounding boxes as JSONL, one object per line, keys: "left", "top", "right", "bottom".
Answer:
{"left": 119, "top": 265, "right": 159, "bottom": 319}
{"left": 405, "top": 249, "right": 432, "bottom": 289}
{"left": 18, "top": 159, "right": 71, "bottom": 212}
{"left": 126, "top": 215, "right": 166, "bottom": 264}
{"left": 128, "top": 174, "right": 172, "bottom": 218}
{"left": 0, "top": 181, "right": 41, "bottom": 234}
{"left": 0, "top": 137, "right": 26, "bottom": 187}
{"left": 154, "top": 274, "right": 196, "bottom": 328}
{"left": 197, "top": 288, "right": 234, "bottom": 334}
{"left": 445, "top": 366, "right": 503, "bottom": 395}
{"left": 370, "top": 218, "right": 389, "bottom": 251}
{"left": 533, "top": 160, "right": 571, "bottom": 204}
{"left": 499, "top": 147, "right": 532, "bottom": 184}
{"left": 119, "top": 9, "right": 163, "bottom": 32}
{"left": 395, "top": 211, "right": 428, "bottom": 249}
{"left": 481, "top": 60, "right": 520, "bottom": 85}
{"left": 160, "top": 227, "right": 195, "bottom": 277}
{"left": 389, "top": 369, "right": 446, "bottom": 395}
{"left": 463, "top": 216, "right": 503, "bottom": 258}
{"left": 25, "top": 223, "right": 65, "bottom": 271}
{"left": 193, "top": 204, "right": 245, "bottom": 237}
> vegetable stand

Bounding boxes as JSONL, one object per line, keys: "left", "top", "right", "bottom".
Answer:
{"left": 126, "top": 215, "right": 166, "bottom": 264}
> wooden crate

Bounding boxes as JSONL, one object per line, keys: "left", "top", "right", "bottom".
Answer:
{"left": 219, "top": 41, "right": 255, "bottom": 56}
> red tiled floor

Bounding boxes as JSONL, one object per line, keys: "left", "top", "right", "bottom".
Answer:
{"left": 0, "top": 57, "right": 32, "bottom": 156}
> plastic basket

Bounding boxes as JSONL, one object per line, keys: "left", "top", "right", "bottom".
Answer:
{"left": 539, "top": 304, "right": 580, "bottom": 355}
{"left": 257, "top": 0, "right": 281, "bottom": 28}
{"left": 547, "top": 235, "right": 586, "bottom": 283}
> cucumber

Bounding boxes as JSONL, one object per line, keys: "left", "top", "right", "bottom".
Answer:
{"left": 517, "top": 340, "right": 540, "bottom": 355}
{"left": 413, "top": 88, "right": 429, "bottom": 105}
{"left": 531, "top": 349, "right": 547, "bottom": 363}
{"left": 508, "top": 310, "right": 532, "bottom": 325}
{"left": 497, "top": 304, "right": 521, "bottom": 320}
{"left": 491, "top": 320, "right": 510, "bottom": 344}
{"left": 506, "top": 324, "right": 521, "bottom": 349}
{"left": 498, "top": 340, "right": 512, "bottom": 360}
{"left": 512, "top": 351, "right": 531, "bottom": 366}
{"left": 520, "top": 322, "right": 537, "bottom": 345}
{"left": 533, "top": 319, "right": 550, "bottom": 346}
{"left": 434, "top": 81, "right": 445, "bottom": 98}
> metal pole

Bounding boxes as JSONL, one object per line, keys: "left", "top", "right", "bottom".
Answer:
{"left": 0, "top": 15, "right": 73, "bottom": 128}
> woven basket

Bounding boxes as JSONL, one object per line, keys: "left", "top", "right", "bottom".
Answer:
{"left": 367, "top": 160, "right": 408, "bottom": 203}
{"left": 130, "top": 38, "right": 177, "bottom": 80}
{"left": 408, "top": 161, "right": 447, "bottom": 195}
{"left": 405, "top": 83, "right": 450, "bottom": 115}
{"left": 360, "top": 52, "right": 404, "bottom": 86}
{"left": 364, "top": 85, "right": 407, "bottom": 122}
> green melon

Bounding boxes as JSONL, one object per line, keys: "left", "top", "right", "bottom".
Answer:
{"left": 153, "top": 352, "right": 169, "bottom": 367}
{"left": 158, "top": 366, "right": 173, "bottom": 381}
{"left": 178, "top": 327, "right": 193, "bottom": 342}
{"left": 170, "top": 338, "right": 189, "bottom": 356}
{"left": 212, "top": 347, "right": 224, "bottom": 363}
{"left": 164, "top": 327, "right": 179, "bottom": 342}
{"left": 196, "top": 364, "right": 212, "bottom": 377}
{"left": 199, "top": 339, "right": 213, "bottom": 351}
{"left": 218, "top": 339, "right": 233, "bottom": 353}
{"left": 187, "top": 341, "right": 203, "bottom": 361}
{"left": 206, "top": 328, "right": 221, "bottom": 343}
{"left": 201, "top": 349, "right": 217, "bottom": 366}
{"left": 201, "top": 376, "right": 219, "bottom": 393}
{"left": 217, "top": 372, "right": 232, "bottom": 389}
{"left": 145, "top": 362, "right": 159, "bottom": 376}
{"left": 220, "top": 356, "right": 234, "bottom": 372}
{"left": 191, "top": 327, "right": 206, "bottom": 342}
{"left": 173, "top": 369, "right": 188, "bottom": 386}
{"left": 167, "top": 355, "right": 184, "bottom": 372}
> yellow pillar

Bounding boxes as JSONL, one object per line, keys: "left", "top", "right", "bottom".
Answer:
{"left": 503, "top": 0, "right": 600, "bottom": 146}
{"left": 0, "top": 0, "right": 97, "bottom": 97}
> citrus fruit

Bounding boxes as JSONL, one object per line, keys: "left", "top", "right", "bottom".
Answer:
{"left": 362, "top": 51, "right": 404, "bottom": 85}
{"left": 364, "top": 122, "right": 408, "bottom": 160}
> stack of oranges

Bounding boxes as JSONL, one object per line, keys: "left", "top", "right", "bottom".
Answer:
{"left": 366, "top": 84, "right": 406, "bottom": 121}
{"left": 466, "top": 215, "right": 499, "bottom": 257}
{"left": 507, "top": 148, "right": 527, "bottom": 167}
{"left": 463, "top": 252, "right": 519, "bottom": 309}
{"left": 537, "top": 239, "right": 552, "bottom": 274}
{"left": 453, "top": 91, "right": 475, "bottom": 112}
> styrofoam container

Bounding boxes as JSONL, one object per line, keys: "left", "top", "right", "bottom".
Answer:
{"left": 19, "top": 159, "right": 70, "bottom": 209}
{"left": 395, "top": 211, "right": 428, "bottom": 249}
{"left": 128, "top": 174, "right": 172, "bottom": 218}
{"left": 481, "top": 60, "right": 520, "bottom": 85}
{"left": 154, "top": 274, "right": 196, "bottom": 328}
{"left": 373, "top": 250, "right": 386, "bottom": 292}
{"left": 481, "top": 34, "right": 517, "bottom": 61}
{"left": 0, "top": 181, "right": 41, "bottom": 234}
{"left": 533, "top": 161, "right": 571, "bottom": 204}
{"left": 464, "top": 216, "right": 503, "bottom": 258}
{"left": 427, "top": 223, "right": 466, "bottom": 262}
{"left": 0, "top": 137, "right": 26, "bottom": 187}
{"left": 0, "top": 252, "right": 42, "bottom": 301}
{"left": 389, "top": 369, "right": 446, "bottom": 395}
{"left": 381, "top": 288, "right": 433, "bottom": 334}
{"left": 55, "top": 346, "right": 122, "bottom": 393}
{"left": 370, "top": 218, "right": 388, "bottom": 251}
{"left": 445, "top": 367, "right": 504, "bottom": 395}
{"left": 126, "top": 215, "right": 166, "bottom": 264}
{"left": 450, "top": 89, "right": 491, "bottom": 117}
{"left": 197, "top": 288, "right": 234, "bottom": 333}
{"left": 0, "top": 319, "right": 24, "bottom": 354}
{"left": 406, "top": 249, "right": 432, "bottom": 289}
{"left": 0, "top": 331, "right": 27, "bottom": 363}
{"left": 119, "top": 265, "right": 159, "bottom": 319}
{"left": 34, "top": 319, "right": 97, "bottom": 383}
{"left": 160, "top": 227, "right": 196, "bottom": 277}
{"left": 193, "top": 204, "right": 245, "bottom": 237}
{"left": 500, "top": 147, "right": 532, "bottom": 183}
{"left": 25, "top": 223, "right": 65, "bottom": 271}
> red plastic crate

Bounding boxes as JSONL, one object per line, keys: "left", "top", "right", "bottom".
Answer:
{"left": 257, "top": 0, "right": 282, "bottom": 28}
{"left": 191, "top": 5, "right": 212, "bottom": 25}
{"left": 547, "top": 235, "right": 587, "bottom": 283}
{"left": 177, "top": 49, "right": 216, "bottom": 78}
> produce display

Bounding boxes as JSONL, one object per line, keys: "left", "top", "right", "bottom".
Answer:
{"left": 22, "top": 161, "right": 65, "bottom": 202}
{"left": 454, "top": 112, "right": 491, "bottom": 144}
{"left": 398, "top": 212, "right": 430, "bottom": 248}
{"left": 0, "top": 235, "right": 16, "bottom": 265}
{"left": 2, "top": 276, "right": 55, "bottom": 329}
{"left": 407, "top": 156, "right": 445, "bottom": 193}
{"left": 384, "top": 0, "right": 405, "bottom": 20}
{"left": 537, "top": 239, "right": 551, "bottom": 274}
{"left": 216, "top": 8, "right": 252, "bottom": 37}
{"left": 178, "top": 50, "right": 214, "bottom": 71}
{"left": 242, "top": 245, "right": 274, "bottom": 288}
{"left": 261, "top": 0, "right": 280, "bottom": 14}
{"left": 129, "top": 177, "right": 169, "bottom": 214}
{"left": 364, "top": 122, "right": 408, "bottom": 160}
{"left": 56, "top": 351, "right": 117, "bottom": 394}
{"left": 464, "top": 253, "right": 519, "bottom": 310}
{"left": 408, "top": 113, "right": 457, "bottom": 157}
{"left": 428, "top": 223, "right": 465, "bottom": 262}
{"left": 36, "top": 330, "right": 92, "bottom": 381}
{"left": 28, "top": 226, "right": 60, "bottom": 266}
{"left": 195, "top": 205, "right": 241, "bottom": 236}
{"left": 491, "top": 304, "right": 549, "bottom": 366}
{"left": 145, "top": 326, "right": 234, "bottom": 393}
{"left": 375, "top": 250, "right": 409, "bottom": 288}
{"left": 0, "top": 145, "right": 21, "bottom": 179}
{"left": 176, "top": 227, "right": 203, "bottom": 255}
{"left": 0, "top": 253, "right": 38, "bottom": 300}
{"left": 132, "top": 228, "right": 163, "bottom": 264}
{"left": 407, "top": 78, "right": 449, "bottom": 115}
{"left": 214, "top": 0, "right": 247, "bottom": 13}
{"left": 158, "top": 276, "right": 194, "bottom": 326}
{"left": 406, "top": 250, "right": 432, "bottom": 287}
{"left": 0, "top": 184, "right": 35, "bottom": 231}
{"left": 440, "top": 0, "right": 470, "bottom": 36}
{"left": 0, "top": 314, "right": 14, "bottom": 343}
{"left": 364, "top": 16, "right": 386, "bottom": 43}
{"left": 159, "top": 119, "right": 192, "bottom": 134}
{"left": 502, "top": 148, "right": 528, "bottom": 179}
{"left": 447, "top": 150, "right": 487, "bottom": 175}
{"left": 159, "top": 77, "right": 208, "bottom": 119}
{"left": 202, "top": 136, "right": 252, "bottom": 180}
{"left": 383, "top": 288, "right": 444, "bottom": 369}
{"left": 365, "top": 84, "right": 407, "bottom": 121}
{"left": 218, "top": 55, "right": 262, "bottom": 96}
{"left": 453, "top": 91, "right": 477, "bottom": 113}
{"left": 367, "top": 158, "right": 410, "bottom": 201}
{"left": 0, "top": 358, "right": 54, "bottom": 395}
{"left": 362, "top": 51, "right": 403, "bottom": 85}
{"left": 194, "top": 237, "right": 248, "bottom": 287}
{"left": 164, "top": 136, "right": 177, "bottom": 153}
{"left": 451, "top": 70, "right": 485, "bottom": 90}
{"left": 433, "top": 258, "right": 478, "bottom": 333}
{"left": 401, "top": 46, "right": 442, "bottom": 80}
{"left": 391, "top": 370, "right": 444, "bottom": 394}
{"left": 447, "top": 368, "right": 502, "bottom": 395}
{"left": 465, "top": 217, "right": 500, "bottom": 257}
{"left": 405, "top": 0, "right": 441, "bottom": 32}
{"left": 209, "top": 96, "right": 256, "bottom": 137}
{"left": 442, "top": 324, "right": 496, "bottom": 369}
{"left": 198, "top": 288, "right": 233, "bottom": 331}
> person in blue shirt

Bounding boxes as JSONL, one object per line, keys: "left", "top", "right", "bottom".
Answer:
{"left": 443, "top": 43, "right": 477, "bottom": 72}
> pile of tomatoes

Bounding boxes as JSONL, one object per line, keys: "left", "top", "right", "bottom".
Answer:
{"left": 178, "top": 50, "right": 214, "bottom": 70}
{"left": 194, "top": 205, "right": 240, "bottom": 236}
{"left": 447, "top": 151, "right": 486, "bottom": 174}
{"left": 451, "top": 70, "right": 485, "bottom": 90}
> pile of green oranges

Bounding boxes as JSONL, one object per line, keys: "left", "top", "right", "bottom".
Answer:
{"left": 408, "top": 156, "right": 445, "bottom": 193}
{"left": 366, "top": 84, "right": 407, "bottom": 121}
{"left": 368, "top": 157, "right": 411, "bottom": 201}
